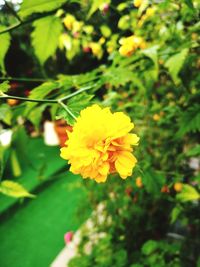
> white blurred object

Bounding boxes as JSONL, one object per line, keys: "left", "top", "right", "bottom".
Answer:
{"left": 189, "top": 157, "right": 200, "bottom": 170}
{"left": 43, "top": 121, "right": 59, "bottom": 146}
{"left": 0, "top": 129, "right": 12, "bottom": 146}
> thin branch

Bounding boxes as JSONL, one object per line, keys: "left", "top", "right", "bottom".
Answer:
{"left": 58, "top": 100, "right": 77, "bottom": 120}
{"left": 0, "top": 94, "right": 57, "bottom": 103}
{"left": 0, "top": 22, "right": 21, "bottom": 35}
{"left": 4, "top": 0, "right": 22, "bottom": 22}
{"left": 0, "top": 77, "right": 52, "bottom": 82}
{"left": 60, "top": 84, "right": 97, "bottom": 102}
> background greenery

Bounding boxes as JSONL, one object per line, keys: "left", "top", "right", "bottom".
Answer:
{"left": 0, "top": 0, "right": 199, "bottom": 266}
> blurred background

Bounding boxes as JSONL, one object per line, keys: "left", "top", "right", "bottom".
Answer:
{"left": 0, "top": 0, "right": 200, "bottom": 266}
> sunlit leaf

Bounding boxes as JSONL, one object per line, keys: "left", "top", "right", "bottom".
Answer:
{"left": 165, "top": 48, "right": 188, "bottom": 84}
{"left": 176, "top": 184, "right": 200, "bottom": 202}
{"left": 0, "top": 26, "right": 11, "bottom": 73}
{"left": 19, "top": 0, "right": 67, "bottom": 18}
{"left": 32, "top": 16, "right": 63, "bottom": 65}
{"left": 0, "top": 180, "right": 35, "bottom": 198}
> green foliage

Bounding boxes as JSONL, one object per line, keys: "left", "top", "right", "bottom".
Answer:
{"left": 0, "top": 27, "right": 11, "bottom": 73}
{"left": 176, "top": 184, "right": 200, "bottom": 202}
{"left": 176, "top": 104, "right": 200, "bottom": 137}
{"left": 25, "top": 81, "right": 59, "bottom": 114}
{"left": 165, "top": 48, "right": 189, "bottom": 84}
{"left": 19, "top": 0, "right": 67, "bottom": 18}
{"left": 0, "top": 180, "right": 35, "bottom": 198}
{"left": 32, "top": 15, "right": 63, "bottom": 65}
{"left": 0, "top": 81, "right": 10, "bottom": 93}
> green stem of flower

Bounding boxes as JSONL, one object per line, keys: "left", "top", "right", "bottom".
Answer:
{"left": 58, "top": 100, "right": 77, "bottom": 120}
{"left": 0, "top": 77, "right": 52, "bottom": 82}
{"left": 0, "top": 94, "right": 57, "bottom": 103}
{"left": 59, "top": 84, "right": 96, "bottom": 102}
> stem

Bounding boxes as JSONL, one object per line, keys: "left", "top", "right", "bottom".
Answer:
{"left": 58, "top": 100, "right": 77, "bottom": 120}
{"left": 0, "top": 94, "right": 57, "bottom": 103}
{"left": 0, "top": 22, "right": 21, "bottom": 34}
{"left": 4, "top": 1, "right": 22, "bottom": 22}
{"left": 60, "top": 84, "right": 97, "bottom": 101}
{"left": 0, "top": 77, "right": 52, "bottom": 82}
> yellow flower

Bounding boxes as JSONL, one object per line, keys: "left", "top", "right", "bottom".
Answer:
{"left": 60, "top": 105, "right": 139, "bottom": 183}
{"left": 63, "top": 14, "right": 76, "bottom": 30}
{"left": 119, "top": 35, "right": 146, "bottom": 57}
{"left": 153, "top": 114, "right": 160, "bottom": 121}
{"left": 174, "top": 182, "right": 183, "bottom": 192}
{"left": 89, "top": 42, "right": 103, "bottom": 59}
{"left": 135, "top": 177, "right": 143, "bottom": 188}
{"left": 133, "top": 0, "right": 142, "bottom": 8}
{"left": 146, "top": 7, "right": 155, "bottom": 17}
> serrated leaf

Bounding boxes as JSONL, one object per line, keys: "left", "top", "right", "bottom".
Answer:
{"left": 142, "top": 170, "right": 165, "bottom": 195}
{"left": 142, "top": 46, "right": 159, "bottom": 80}
{"left": 0, "top": 26, "right": 11, "bottom": 73}
{"left": 184, "top": 0, "right": 194, "bottom": 9}
{"left": 0, "top": 104, "right": 12, "bottom": 125}
{"left": 176, "top": 184, "right": 200, "bottom": 202}
{"left": 165, "top": 48, "right": 188, "bottom": 84}
{"left": 67, "top": 93, "right": 94, "bottom": 117}
{"left": 32, "top": 15, "right": 63, "bottom": 65}
{"left": 0, "top": 180, "right": 35, "bottom": 198}
{"left": 29, "top": 104, "right": 48, "bottom": 130}
{"left": 170, "top": 205, "right": 182, "bottom": 224}
{"left": 25, "top": 81, "right": 59, "bottom": 115}
{"left": 87, "top": 0, "right": 110, "bottom": 18}
{"left": 186, "top": 145, "right": 200, "bottom": 157}
{"left": 19, "top": 0, "right": 67, "bottom": 18}
{"left": 176, "top": 104, "right": 200, "bottom": 137}
{"left": 0, "top": 81, "right": 10, "bottom": 93}
{"left": 57, "top": 93, "right": 94, "bottom": 125}
{"left": 141, "top": 240, "right": 158, "bottom": 255}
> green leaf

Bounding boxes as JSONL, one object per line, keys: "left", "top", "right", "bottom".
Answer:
{"left": 186, "top": 145, "right": 200, "bottom": 157}
{"left": 19, "top": 0, "right": 67, "bottom": 18}
{"left": 0, "top": 180, "right": 35, "bottom": 198}
{"left": 142, "top": 170, "right": 165, "bottom": 195}
{"left": 176, "top": 104, "right": 200, "bottom": 137}
{"left": 142, "top": 46, "right": 159, "bottom": 80}
{"left": 0, "top": 104, "right": 12, "bottom": 125}
{"left": 165, "top": 48, "right": 188, "bottom": 84}
{"left": 142, "top": 240, "right": 158, "bottom": 255}
{"left": 56, "top": 93, "right": 94, "bottom": 125}
{"left": 170, "top": 205, "right": 183, "bottom": 224}
{"left": 184, "top": 0, "right": 194, "bottom": 9}
{"left": 32, "top": 15, "right": 63, "bottom": 65}
{"left": 29, "top": 104, "right": 48, "bottom": 130}
{"left": 176, "top": 184, "right": 200, "bottom": 202}
{"left": 100, "top": 25, "right": 111, "bottom": 38}
{"left": 0, "top": 26, "right": 11, "bottom": 73}
{"left": 87, "top": 0, "right": 110, "bottom": 18}
{"left": 25, "top": 81, "right": 59, "bottom": 114}
{"left": 0, "top": 81, "right": 10, "bottom": 93}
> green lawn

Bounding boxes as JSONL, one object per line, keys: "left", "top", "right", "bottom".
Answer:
{"left": 0, "top": 138, "right": 90, "bottom": 267}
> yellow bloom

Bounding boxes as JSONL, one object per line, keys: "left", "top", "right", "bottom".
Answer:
{"left": 119, "top": 35, "right": 146, "bottom": 57}
{"left": 60, "top": 105, "right": 139, "bottom": 183}
{"left": 153, "top": 114, "right": 160, "bottom": 121}
{"left": 133, "top": 0, "right": 142, "bottom": 8}
{"left": 135, "top": 177, "right": 143, "bottom": 188}
{"left": 174, "top": 182, "right": 183, "bottom": 192}
{"left": 89, "top": 42, "right": 103, "bottom": 59}
{"left": 63, "top": 14, "right": 76, "bottom": 30}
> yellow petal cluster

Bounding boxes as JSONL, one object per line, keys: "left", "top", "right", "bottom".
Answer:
{"left": 60, "top": 105, "right": 139, "bottom": 183}
{"left": 119, "top": 35, "right": 146, "bottom": 57}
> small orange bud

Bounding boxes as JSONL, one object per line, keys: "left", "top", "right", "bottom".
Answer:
{"left": 161, "top": 185, "right": 170, "bottom": 193}
{"left": 136, "top": 177, "right": 143, "bottom": 188}
{"left": 153, "top": 114, "right": 160, "bottom": 121}
{"left": 174, "top": 182, "right": 183, "bottom": 192}
{"left": 7, "top": 99, "right": 19, "bottom": 106}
